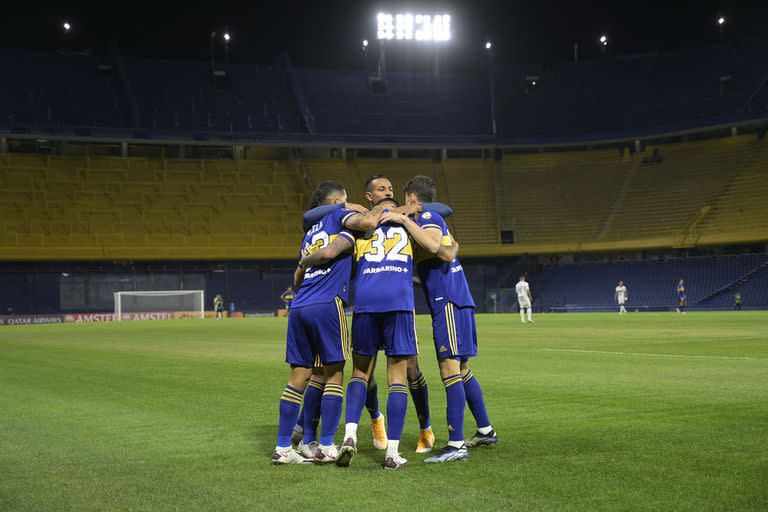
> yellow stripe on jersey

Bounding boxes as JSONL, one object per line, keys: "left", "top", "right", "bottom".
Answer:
{"left": 414, "top": 309, "right": 420, "bottom": 354}
{"left": 421, "top": 223, "right": 442, "bottom": 230}
{"left": 338, "top": 231, "right": 355, "bottom": 243}
{"left": 335, "top": 297, "right": 350, "bottom": 360}
{"left": 341, "top": 211, "right": 359, "bottom": 226}
{"left": 307, "top": 233, "right": 341, "bottom": 255}
{"left": 446, "top": 303, "right": 458, "bottom": 356}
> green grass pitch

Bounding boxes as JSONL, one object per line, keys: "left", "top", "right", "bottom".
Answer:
{"left": 1, "top": 312, "right": 767, "bottom": 511}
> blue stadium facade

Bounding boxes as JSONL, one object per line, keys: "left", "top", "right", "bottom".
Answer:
{"left": 2, "top": 35, "right": 767, "bottom": 142}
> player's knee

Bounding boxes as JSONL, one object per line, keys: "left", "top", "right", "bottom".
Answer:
{"left": 438, "top": 357, "right": 461, "bottom": 379}
{"left": 406, "top": 356, "right": 420, "bottom": 377}
{"left": 387, "top": 357, "right": 409, "bottom": 385}
{"left": 322, "top": 362, "right": 344, "bottom": 385}
{"left": 287, "top": 366, "right": 313, "bottom": 391}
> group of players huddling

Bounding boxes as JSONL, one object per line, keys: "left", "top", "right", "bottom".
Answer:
{"left": 272, "top": 175, "right": 497, "bottom": 469}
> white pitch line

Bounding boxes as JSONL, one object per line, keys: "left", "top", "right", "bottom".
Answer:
{"left": 537, "top": 348, "right": 767, "bottom": 361}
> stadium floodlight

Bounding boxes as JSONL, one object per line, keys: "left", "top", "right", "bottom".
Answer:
{"left": 717, "top": 16, "right": 726, "bottom": 25}
{"left": 223, "top": 32, "right": 231, "bottom": 42}
{"left": 599, "top": 34, "right": 608, "bottom": 46}
{"left": 485, "top": 41, "right": 492, "bottom": 50}
{"left": 363, "top": 39, "right": 369, "bottom": 47}
{"left": 63, "top": 21, "right": 71, "bottom": 32}
{"left": 377, "top": 12, "right": 451, "bottom": 41}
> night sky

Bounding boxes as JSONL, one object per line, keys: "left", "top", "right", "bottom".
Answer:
{"left": 2, "top": 1, "right": 766, "bottom": 70}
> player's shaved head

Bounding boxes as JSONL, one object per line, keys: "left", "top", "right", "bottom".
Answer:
{"left": 404, "top": 175, "right": 436, "bottom": 203}
{"left": 311, "top": 181, "right": 347, "bottom": 208}
{"left": 364, "top": 174, "right": 389, "bottom": 192}
{"left": 364, "top": 175, "right": 393, "bottom": 205}
{"left": 375, "top": 197, "right": 399, "bottom": 209}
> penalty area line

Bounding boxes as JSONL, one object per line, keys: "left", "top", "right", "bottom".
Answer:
{"left": 537, "top": 348, "right": 767, "bottom": 361}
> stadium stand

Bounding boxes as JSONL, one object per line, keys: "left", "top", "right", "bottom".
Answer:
{"left": 124, "top": 57, "right": 304, "bottom": 133}
{"left": 498, "top": 36, "right": 768, "bottom": 139}
{"left": 0, "top": 49, "right": 126, "bottom": 130}
{"left": 1, "top": 132, "right": 766, "bottom": 260}
{"left": 2, "top": 37, "right": 768, "bottom": 140}
{"left": 697, "top": 136, "right": 768, "bottom": 244}
{"left": 0, "top": 154, "right": 305, "bottom": 259}
{"left": 494, "top": 135, "right": 768, "bottom": 253}
{"left": 294, "top": 68, "right": 491, "bottom": 135}
{"left": 528, "top": 253, "right": 768, "bottom": 311}
{"left": 500, "top": 149, "right": 630, "bottom": 245}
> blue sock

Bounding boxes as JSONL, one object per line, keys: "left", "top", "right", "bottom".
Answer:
{"left": 320, "top": 383, "right": 344, "bottom": 446}
{"left": 302, "top": 379, "right": 324, "bottom": 444}
{"left": 408, "top": 372, "right": 431, "bottom": 429}
{"left": 345, "top": 376, "right": 367, "bottom": 425}
{"left": 463, "top": 370, "right": 490, "bottom": 429}
{"left": 276, "top": 385, "right": 303, "bottom": 448}
{"left": 365, "top": 379, "right": 381, "bottom": 419}
{"left": 387, "top": 383, "right": 408, "bottom": 441}
{"left": 443, "top": 374, "right": 466, "bottom": 443}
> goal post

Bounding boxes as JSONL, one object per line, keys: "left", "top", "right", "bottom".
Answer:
{"left": 113, "top": 290, "right": 205, "bottom": 321}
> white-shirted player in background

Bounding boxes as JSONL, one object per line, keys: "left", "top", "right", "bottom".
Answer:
{"left": 615, "top": 281, "right": 628, "bottom": 314}
{"left": 516, "top": 275, "right": 534, "bottom": 324}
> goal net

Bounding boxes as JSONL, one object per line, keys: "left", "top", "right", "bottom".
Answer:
{"left": 113, "top": 290, "right": 204, "bottom": 321}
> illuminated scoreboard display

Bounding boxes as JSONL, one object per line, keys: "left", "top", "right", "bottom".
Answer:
{"left": 376, "top": 12, "right": 452, "bottom": 41}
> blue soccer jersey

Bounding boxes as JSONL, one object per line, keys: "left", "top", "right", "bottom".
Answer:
{"left": 290, "top": 208, "right": 359, "bottom": 309}
{"left": 413, "top": 210, "right": 476, "bottom": 314}
{"left": 677, "top": 283, "right": 686, "bottom": 299}
{"left": 353, "top": 221, "right": 414, "bottom": 313}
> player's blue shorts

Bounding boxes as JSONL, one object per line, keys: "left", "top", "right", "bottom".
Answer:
{"left": 285, "top": 298, "right": 349, "bottom": 367}
{"left": 432, "top": 302, "right": 477, "bottom": 361}
{"left": 351, "top": 311, "right": 418, "bottom": 358}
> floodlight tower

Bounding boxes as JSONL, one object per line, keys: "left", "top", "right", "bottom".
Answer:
{"left": 210, "top": 31, "right": 217, "bottom": 70}
{"left": 485, "top": 41, "right": 497, "bottom": 136}
{"left": 377, "top": 41, "right": 387, "bottom": 80}
{"left": 223, "top": 27, "right": 231, "bottom": 64}
{"left": 599, "top": 34, "right": 608, "bottom": 55}
{"left": 375, "top": 12, "right": 390, "bottom": 80}
{"left": 717, "top": 16, "right": 726, "bottom": 41}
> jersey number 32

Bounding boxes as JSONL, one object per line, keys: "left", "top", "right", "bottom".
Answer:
{"left": 364, "top": 227, "right": 409, "bottom": 263}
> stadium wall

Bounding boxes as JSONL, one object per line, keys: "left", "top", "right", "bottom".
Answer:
{"left": 2, "top": 251, "right": 767, "bottom": 316}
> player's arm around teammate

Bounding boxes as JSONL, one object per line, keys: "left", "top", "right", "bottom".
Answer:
{"left": 437, "top": 237, "right": 459, "bottom": 262}
{"left": 380, "top": 211, "right": 442, "bottom": 254}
